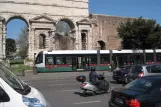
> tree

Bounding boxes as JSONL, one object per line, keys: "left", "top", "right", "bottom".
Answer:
{"left": 16, "top": 26, "right": 28, "bottom": 58}
{"left": 117, "top": 17, "right": 161, "bottom": 49}
{"left": 6, "top": 38, "right": 17, "bottom": 55}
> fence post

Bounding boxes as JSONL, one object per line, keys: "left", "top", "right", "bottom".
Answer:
{"left": 153, "top": 49, "right": 156, "bottom": 63}
{"left": 97, "top": 49, "right": 101, "bottom": 71}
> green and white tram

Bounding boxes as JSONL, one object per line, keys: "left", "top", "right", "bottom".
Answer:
{"left": 35, "top": 50, "right": 161, "bottom": 72}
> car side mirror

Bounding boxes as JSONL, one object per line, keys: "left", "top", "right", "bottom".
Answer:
{"left": 0, "top": 87, "right": 10, "bottom": 102}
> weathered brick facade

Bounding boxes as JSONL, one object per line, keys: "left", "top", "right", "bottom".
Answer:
{"left": 90, "top": 14, "right": 130, "bottom": 50}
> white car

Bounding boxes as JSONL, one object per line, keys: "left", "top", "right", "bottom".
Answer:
{"left": 0, "top": 63, "right": 51, "bottom": 107}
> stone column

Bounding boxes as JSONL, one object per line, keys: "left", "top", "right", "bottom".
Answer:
{"left": 78, "top": 30, "right": 82, "bottom": 50}
{"left": 87, "top": 29, "right": 92, "bottom": 50}
{"left": 2, "top": 25, "right": 6, "bottom": 59}
{"left": 35, "top": 31, "right": 39, "bottom": 50}
{"left": 75, "top": 27, "right": 79, "bottom": 50}
{"left": 28, "top": 27, "right": 31, "bottom": 59}
{"left": 52, "top": 31, "right": 56, "bottom": 50}
{"left": 29, "top": 28, "right": 35, "bottom": 59}
{"left": 45, "top": 35, "right": 49, "bottom": 49}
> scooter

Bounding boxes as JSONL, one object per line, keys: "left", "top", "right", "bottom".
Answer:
{"left": 77, "top": 73, "right": 111, "bottom": 96}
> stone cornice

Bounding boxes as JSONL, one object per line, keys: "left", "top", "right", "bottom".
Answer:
{"left": 0, "top": 11, "right": 88, "bottom": 18}
{"left": 29, "top": 20, "right": 55, "bottom": 24}
{"left": 34, "top": 28, "right": 52, "bottom": 30}
{"left": 65, "top": 0, "right": 88, "bottom": 3}
{"left": 0, "top": 1, "right": 88, "bottom": 9}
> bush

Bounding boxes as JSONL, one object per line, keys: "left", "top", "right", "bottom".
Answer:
{"left": 8, "top": 64, "right": 32, "bottom": 73}
{"left": 10, "top": 60, "right": 24, "bottom": 64}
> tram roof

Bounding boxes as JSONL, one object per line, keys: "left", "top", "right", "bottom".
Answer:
{"left": 42, "top": 49, "right": 161, "bottom": 55}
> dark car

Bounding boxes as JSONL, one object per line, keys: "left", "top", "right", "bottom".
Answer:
{"left": 109, "top": 75, "right": 161, "bottom": 107}
{"left": 126, "top": 64, "right": 161, "bottom": 83}
{"left": 113, "top": 66, "right": 132, "bottom": 83}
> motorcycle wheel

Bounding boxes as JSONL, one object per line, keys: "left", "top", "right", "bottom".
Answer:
{"left": 106, "top": 86, "right": 111, "bottom": 93}
{"left": 103, "top": 81, "right": 111, "bottom": 93}
{"left": 82, "top": 90, "right": 88, "bottom": 97}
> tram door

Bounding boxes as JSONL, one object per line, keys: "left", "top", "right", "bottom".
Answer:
{"left": 72, "top": 56, "right": 89, "bottom": 70}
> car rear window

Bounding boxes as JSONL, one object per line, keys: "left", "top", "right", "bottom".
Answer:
{"left": 150, "top": 65, "right": 161, "bottom": 73}
{"left": 125, "top": 78, "right": 153, "bottom": 92}
{"left": 131, "top": 66, "right": 142, "bottom": 73}
{"left": 122, "top": 66, "right": 131, "bottom": 73}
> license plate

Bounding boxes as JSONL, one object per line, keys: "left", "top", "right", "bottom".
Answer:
{"left": 115, "top": 97, "right": 123, "bottom": 104}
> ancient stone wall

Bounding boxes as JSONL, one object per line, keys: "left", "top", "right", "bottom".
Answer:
{"left": 90, "top": 14, "right": 131, "bottom": 50}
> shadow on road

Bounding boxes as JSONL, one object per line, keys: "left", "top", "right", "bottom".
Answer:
{"left": 74, "top": 91, "right": 109, "bottom": 97}
{"left": 110, "top": 80, "right": 122, "bottom": 84}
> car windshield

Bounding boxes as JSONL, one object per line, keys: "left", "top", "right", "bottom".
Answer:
{"left": 124, "top": 78, "right": 153, "bottom": 92}
{"left": 0, "top": 64, "right": 29, "bottom": 94}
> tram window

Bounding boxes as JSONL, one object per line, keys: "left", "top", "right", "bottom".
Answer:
{"left": 45, "top": 56, "right": 54, "bottom": 65}
{"left": 89, "top": 57, "right": 97, "bottom": 64}
{"left": 36, "top": 53, "right": 43, "bottom": 64}
{"left": 66, "top": 57, "right": 72, "bottom": 64}
{"left": 101, "top": 57, "right": 109, "bottom": 64}
{"left": 55, "top": 57, "right": 72, "bottom": 64}
{"left": 146, "top": 54, "right": 154, "bottom": 62}
{"left": 56, "top": 57, "right": 66, "bottom": 64}
{"left": 157, "top": 53, "right": 161, "bottom": 62}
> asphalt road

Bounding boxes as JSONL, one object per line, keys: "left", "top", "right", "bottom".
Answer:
{"left": 22, "top": 73, "right": 123, "bottom": 107}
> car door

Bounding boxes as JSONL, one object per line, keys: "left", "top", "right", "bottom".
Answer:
{"left": 0, "top": 82, "right": 10, "bottom": 107}
{"left": 127, "top": 66, "right": 135, "bottom": 82}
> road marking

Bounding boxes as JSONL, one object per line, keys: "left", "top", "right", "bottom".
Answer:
{"left": 74, "top": 101, "right": 101, "bottom": 105}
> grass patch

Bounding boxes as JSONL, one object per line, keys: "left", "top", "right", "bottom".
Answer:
{"left": 8, "top": 64, "right": 33, "bottom": 73}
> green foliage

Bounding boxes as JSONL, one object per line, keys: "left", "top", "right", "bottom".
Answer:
{"left": 17, "top": 26, "right": 28, "bottom": 58}
{"left": 117, "top": 17, "right": 161, "bottom": 49}
{"left": 10, "top": 60, "right": 24, "bottom": 64}
{"left": 8, "top": 64, "right": 32, "bottom": 73}
{"left": 25, "top": 58, "right": 33, "bottom": 62}
{"left": 6, "top": 38, "right": 17, "bottom": 55}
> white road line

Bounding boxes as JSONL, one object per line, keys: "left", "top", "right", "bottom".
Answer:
{"left": 74, "top": 101, "right": 101, "bottom": 105}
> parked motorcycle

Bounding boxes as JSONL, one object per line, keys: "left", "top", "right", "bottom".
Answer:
{"left": 76, "top": 73, "right": 111, "bottom": 96}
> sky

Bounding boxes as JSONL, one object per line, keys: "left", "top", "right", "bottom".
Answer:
{"left": 7, "top": 0, "right": 161, "bottom": 39}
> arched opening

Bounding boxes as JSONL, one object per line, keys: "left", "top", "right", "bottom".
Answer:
{"left": 81, "top": 32, "right": 87, "bottom": 50}
{"left": 6, "top": 17, "right": 29, "bottom": 59}
{"left": 55, "top": 19, "right": 75, "bottom": 36}
{"left": 39, "top": 34, "right": 46, "bottom": 49}
{"left": 55, "top": 19, "right": 75, "bottom": 50}
{"left": 98, "top": 40, "right": 106, "bottom": 50}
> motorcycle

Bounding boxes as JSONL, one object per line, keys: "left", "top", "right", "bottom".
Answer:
{"left": 76, "top": 73, "right": 111, "bottom": 96}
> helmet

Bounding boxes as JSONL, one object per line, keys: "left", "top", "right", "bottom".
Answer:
{"left": 91, "top": 67, "right": 96, "bottom": 72}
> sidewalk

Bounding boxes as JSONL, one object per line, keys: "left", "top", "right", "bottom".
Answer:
{"left": 19, "top": 71, "right": 113, "bottom": 81}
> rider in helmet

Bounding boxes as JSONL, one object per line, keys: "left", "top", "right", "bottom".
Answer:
{"left": 89, "top": 67, "right": 102, "bottom": 90}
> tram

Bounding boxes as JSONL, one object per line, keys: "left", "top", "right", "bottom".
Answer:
{"left": 35, "top": 50, "right": 161, "bottom": 72}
